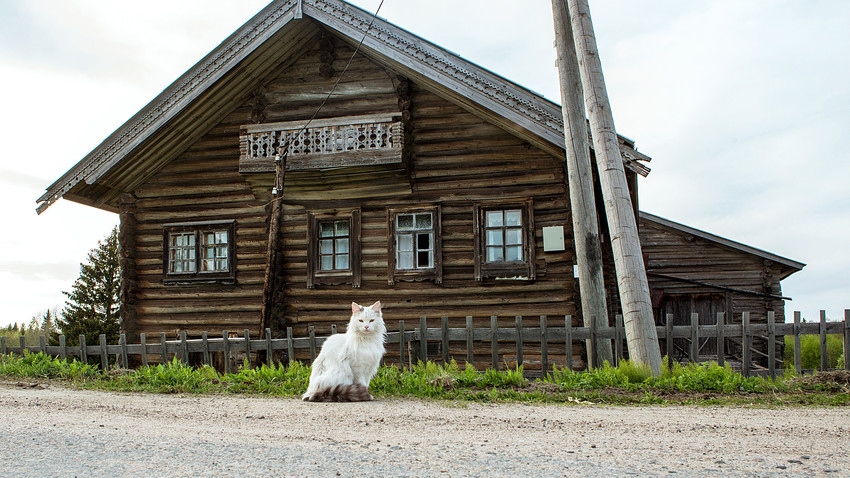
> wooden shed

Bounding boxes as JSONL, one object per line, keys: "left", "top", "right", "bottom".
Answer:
{"left": 639, "top": 212, "right": 804, "bottom": 364}
{"left": 38, "top": 0, "right": 800, "bottom": 368}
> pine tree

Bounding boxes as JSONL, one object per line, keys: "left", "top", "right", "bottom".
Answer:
{"left": 57, "top": 227, "right": 121, "bottom": 347}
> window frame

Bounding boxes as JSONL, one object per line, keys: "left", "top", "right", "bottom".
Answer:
{"left": 162, "top": 220, "right": 236, "bottom": 284}
{"left": 473, "top": 199, "right": 535, "bottom": 281}
{"left": 387, "top": 206, "right": 442, "bottom": 285}
{"left": 307, "top": 209, "right": 361, "bottom": 289}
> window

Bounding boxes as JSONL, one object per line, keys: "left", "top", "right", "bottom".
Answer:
{"left": 388, "top": 207, "right": 442, "bottom": 284}
{"left": 474, "top": 200, "right": 535, "bottom": 280}
{"left": 163, "top": 221, "right": 235, "bottom": 283}
{"left": 308, "top": 209, "right": 361, "bottom": 288}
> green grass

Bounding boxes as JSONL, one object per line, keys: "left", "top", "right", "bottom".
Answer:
{"left": 784, "top": 334, "right": 844, "bottom": 369}
{"left": 2, "top": 351, "right": 848, "bottom": 406}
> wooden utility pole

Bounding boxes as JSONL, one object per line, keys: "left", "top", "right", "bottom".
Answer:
{"left": 550, "top": 0, "right": 612, "bottom": 367}
{"left": 562, "top": 0, "right": 662, "bottom": 375}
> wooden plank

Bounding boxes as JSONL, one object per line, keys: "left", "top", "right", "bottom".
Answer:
{"left": 844, "top": 310, "right": 850, "bottom": 371}
{"left": 160, "top": 333, "right": 168, "bottom": 365}
{"left": 540, "top": 315, "right": 549, "bottom": 375}
{"left": 180, "top": 331, "right": 189, "bottom": 365}
{"left": 244, "top": 329, "right": 252, "bottom": 366}
{"left": 589, "top": 313, "right": 597, "bottom": 369}
{"left": 202, "top": 332, "right": 210, "bottom": 366}
{"left": 99, "top": 334, "right": 108, "bottom": 372}
{"left": 59, "top": 335, "right": 66, "bottom": 360}
{"left": 1, "top": 335, "right": 6, "bottom": 355}
{"left": 140, "top": 333, "right": 148, "bottom": 367}
{"left": 767, "top": 311, "right": 776, "bottom": 379}
{"left": 665, "top": 314, "right": 673, "bottom": 371}
{"left": 465, "top": 316, "right": 473, "bottom": 366}
{"left": 565, "top": 315, "right": 573, "bottom": 371}
{"left": 491, "top": 315, "right": 498, "bottom": 370}
{"left": 690, "top": 312, "right": 699, "bottom": 363}
{"left": 39, "top": 335, "right": 46, "bottom": 355}
{"left": 716, "top": 312, "right": 725, "bottom": 367}
{"left": 615, "top": 314, "right": 624, "bottom": 365}
{"left": 80, "top": 335, "right": 87, "bottom": 364}
{"left": 120, "top": 334, "right": 128, "bottom": 369}
{"left": 820, "top": 310, "right": 828, "bottom": 371}
{"left": 420, "top": 316, "right": 428, "bottom": 364}
{"left": 515, "top": 316, "right": 524, "bottom": 367}
{"left": 398, "top": 320, "right": 406, "bottom": 369}
{"left": 794, "top": 311, "right": 802, "bottom": 374}
{"left": 441, "top": 316, "right": 449, "bottom": 364}
{"left": 742, "top": 312, "right": 751, "bottom": 377}
{"left": 222, "top": 331, "right": 231, "bottom": 374}
{"left": 286, "top": 327, "right": 294, "bottom": 364}
{"left": 309, "top": 326, "right": 316, "bottom": 362}
{"left": 20, "top": 336, "right": 26, "bottom": 356}
{"left": 265, "top": 328, "right": 273, "bottom": 367}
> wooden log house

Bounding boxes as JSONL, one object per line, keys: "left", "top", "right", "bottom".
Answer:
{"left": 38, "top": 0, "right": 802, "bottom": 368}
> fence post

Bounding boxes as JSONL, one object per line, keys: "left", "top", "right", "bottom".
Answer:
{"left": 201, "top": 332, "right": 210, "bottom": 366}
{"left": 690, "top": 312, "right": 699, "bottom": 363}
{"left": 515, "top": 316, "right": 523, "bottom": 368}
{"left": 39, "top": 335, "right": 46, "bottom": 355}
{"left": 265, "top": 328, "right": 273, "bottom": 368}
{"left": 742, "top": 312, "right": 751, "bottom": 377}
{"left": 160, "top": 333, "right": 168, "bottom": 365}
{"left": 140, "top": 333, "right": 148, "bottom": 367}
{"left": 540, "top": 315, "right": 549, "bottom": 375}
{"left": 793, "top": 311, "right": 802, "bottom": 374}
{"left": 666, "top": 313, "right": 673, "bottom": 371}
{"left": 222, "top": 331, "right": 231, "bottom": 374}
{"left": 243, "top": 329, "right": 251, "bottom": 367}
{"left": 99, "top": 334, "right": 108, "bottom": 372}
{"left": 491, "top": 315, "right": 498, "bottom": 370}
{"left": 79, "top": 335, "right": 87, "bottom": 365}
{"left": 845, "top": 310, "right": 850, "bottom": 371}
{"left": 615, "top": 314, "right": 624, "bottom": 366}
{"left": 465, "top": 316, "right": 474, "bottom": 366}
{"left": 180, "top": 331, "right": 189, "bottom": 365}
{"left": 309, "top": 326, "right": 316, "bottom": 362}
{"left": 819, "top": 310, "right": 828, "bottom": 371}
{"left": 565, "top": 315, "right": 573, "bottom": 371}
{"left": 120, "top": 333, "right": 128, "bottom": 369}
{"left": 1, "top": 335, "right": 6, "bottom": 355}
{"left": 767, "top": 311, "right": 776, "bottom": 380}
{"left": 420, "top": 316, "right": 428, "bottom": 364}
{"left": 20, "top": 335, "right": 26, "bottom": 356}
{"left": 589, "top": 314, "right": 598, "bottom": 370}
{"left": 59, "top": 335, "right": 66, "bottom": 361}
{"left": 441, "top": 316, "right": 449, "bottom": 364}
{"left": 716, "top": 312, "right": 725, "bottom": 367}
{"left": 286, "top": 327, "right": 294, "bottom": 365}
{"left": 399, "top": 320, "right": 406, "bottom": 369}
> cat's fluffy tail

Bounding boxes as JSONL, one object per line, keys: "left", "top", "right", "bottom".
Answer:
{"left": 302, "top": 383, "right": 373, "bottom": 402}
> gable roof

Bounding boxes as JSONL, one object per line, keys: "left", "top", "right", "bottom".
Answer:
{"left": 37, "top": 0, "right": 651, "bottom": 214}
{"left": 639, "top": 211, "right": 805, "bottom": 278}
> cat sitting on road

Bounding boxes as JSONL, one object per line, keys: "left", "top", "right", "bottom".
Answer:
{"left": 302, "top": 301, "right": 386, "bottom": 402}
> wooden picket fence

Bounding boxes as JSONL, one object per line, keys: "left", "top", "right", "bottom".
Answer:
{"left": 2, "top": 310, "right": 849, "bottom": 378}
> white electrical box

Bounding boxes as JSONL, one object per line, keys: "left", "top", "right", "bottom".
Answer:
{"left": 542, "top": 225, "right": 565, "bottom": 252}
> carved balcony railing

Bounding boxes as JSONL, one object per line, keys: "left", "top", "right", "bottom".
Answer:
{"left": 239, "top": 114, "right": 404, "bottom": 173}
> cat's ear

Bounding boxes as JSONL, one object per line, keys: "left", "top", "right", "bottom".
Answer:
{"left": 351, "top": 302, "right": 363, "bottom": 314}
{"left": 371, "top": 300, "right": 382, "bottom": 313}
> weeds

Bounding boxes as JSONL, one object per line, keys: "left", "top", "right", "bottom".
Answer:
{"left": 1, "top": 352, "right": 848, "bottom": 406}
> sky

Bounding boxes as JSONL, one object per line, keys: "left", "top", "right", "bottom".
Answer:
{"left": 1, "top": 0, "right": 848, "bottom": 328}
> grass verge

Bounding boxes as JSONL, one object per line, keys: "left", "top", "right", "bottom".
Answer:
{"left": 1, "top": 352, "right": 848, "bottom": 406}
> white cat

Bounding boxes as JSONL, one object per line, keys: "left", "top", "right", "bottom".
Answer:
{"left": 302, "top": 301, "right": 387, "bottom": 402}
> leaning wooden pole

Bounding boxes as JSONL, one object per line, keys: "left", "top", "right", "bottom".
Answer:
{"left": 551, "top": 0, "right": 612, "bottom": 366}
{"left": 565, "top": 0, "right": 662, "bottom": 375}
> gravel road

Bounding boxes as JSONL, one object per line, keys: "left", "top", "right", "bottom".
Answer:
{"left": 1, "top": 382, "right": 848, "bottom": 477}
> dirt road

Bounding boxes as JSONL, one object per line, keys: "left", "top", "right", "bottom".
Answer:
{"left": 0, "top": 382, "right": 847, "bottom": 476}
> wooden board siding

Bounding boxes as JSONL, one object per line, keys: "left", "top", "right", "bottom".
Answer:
{"left": 639, "top": 218, "right": 789, "bottom": 364}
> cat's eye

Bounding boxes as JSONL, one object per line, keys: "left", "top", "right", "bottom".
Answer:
{"left": 359, "top": 319, "right": 363, "bottom": 322}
